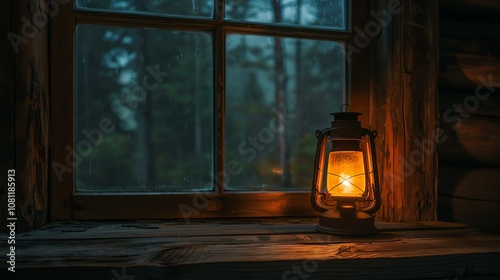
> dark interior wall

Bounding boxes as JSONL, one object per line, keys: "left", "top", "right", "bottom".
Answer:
{"left": 438, "top": 0, "right": 500, "bottom": 232}
{"left": 0, "top": 0, "right": 49, "bottom": 232}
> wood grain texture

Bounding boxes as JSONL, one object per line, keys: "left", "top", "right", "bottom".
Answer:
{"left": 13, "top": 0, "right": 50, "bottom": 231}
{"left": 0, "top": 220, "right": 499, "bottom": 280}
{"left": 10, "top": 219, "right": 466, "bottom": 241}
{"left": 370, "top": 0, "right": 438, "bottom": 222}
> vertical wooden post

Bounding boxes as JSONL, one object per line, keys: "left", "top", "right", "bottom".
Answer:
{"left": 0, "top": 0, "right": 49, "bottom": 231}
{"left": 0, "top": 0, "right": 15, "bottom": 232}
{"left": 371, "top": 0, "right": 439, "bottom": 222}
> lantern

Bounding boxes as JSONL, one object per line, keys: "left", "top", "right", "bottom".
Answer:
{"left": 311, "top": 111, "right": 381, "bottom": 235}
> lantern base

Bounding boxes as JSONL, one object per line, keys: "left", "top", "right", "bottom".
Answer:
{"left": 316, "top": 208, "right": 377, "bottom": 236}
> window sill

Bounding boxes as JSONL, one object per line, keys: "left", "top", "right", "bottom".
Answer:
{"left": 3, "top": 218, "right": 500, "bottom": 279}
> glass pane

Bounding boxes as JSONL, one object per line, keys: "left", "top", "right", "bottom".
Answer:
{"left": 76, "top": 0, "right": 214, "bottom": 18}
{"left": 225, "top": 0, "right": 346, "bottom": 30}
{"left": 76, "top": 24, "right": 214, "bottom": 192}
{"left": 225, "top": 34, "right": 345, "bottom": 191}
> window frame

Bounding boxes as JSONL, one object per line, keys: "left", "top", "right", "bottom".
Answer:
{"left": 50, "top": 0, "right": 371, "bottom": 220}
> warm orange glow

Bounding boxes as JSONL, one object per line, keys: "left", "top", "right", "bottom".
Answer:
{"left": 326, "top": 151, "right": 366, "bottom": 197}
{"left": 272, "top": 168, "right": 283, "bottom": 175}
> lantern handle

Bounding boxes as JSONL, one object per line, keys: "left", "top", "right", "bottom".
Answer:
{"left": 311, "top": 127, "right": 335, "bottom": 213}
{"left": 340, "top": 103, "right": 351, "bottom": 112}
{"left": 360, "top": 128, "right": 381, "bottom": 215}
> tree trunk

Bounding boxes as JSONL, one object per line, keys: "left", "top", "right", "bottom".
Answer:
{"left": 272, "top": 0, "right": 291, "bottom": 187}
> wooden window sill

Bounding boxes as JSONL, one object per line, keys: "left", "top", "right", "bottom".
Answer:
{"left": 2, "top": 218, "right": 500, "bottom": 279}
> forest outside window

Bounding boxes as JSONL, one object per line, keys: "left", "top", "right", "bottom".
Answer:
{"left": 51, "top": 0, "right": 368, "bottom": 219}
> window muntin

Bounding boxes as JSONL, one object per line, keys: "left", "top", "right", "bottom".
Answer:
{"left": 76, "top": 0, "right": 215, "bottom": 18}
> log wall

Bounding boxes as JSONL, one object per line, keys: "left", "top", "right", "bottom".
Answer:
{"left": 0, "top": 0, "right": 49, "bottom": 232}
{"left": 438, "top": 1, "right": 500, "bottom": 232}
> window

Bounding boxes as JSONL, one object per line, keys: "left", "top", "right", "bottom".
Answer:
{"left": 51, "top": 0, "right": 370, "bottom": 220}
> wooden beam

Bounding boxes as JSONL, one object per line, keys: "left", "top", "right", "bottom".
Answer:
{"left": 440, "top": 0, "right": 500, "bottom": 21}
{"left": 440, "top": 53, "right": 500, "bottom": 92}
{"left": 11, "top": 0, "right": 50, "bottom": 231}
{"left": 439, "top": 91, "right": 500, "bottom": 119}
{"left": 439, "top": 116, "right": 500, "bottom": 167}
{"left": 440, "top": 36, "right": 500, "bottom": 58}
{"left": 370, "top": 0, "right": 439, "bottom": 222}
{"left": 0, "top": 0, "right": 15, "bottom": 233}
{"left": 438, "top": 195, "right": 500, "bottom": 233}
{"left": 438, "top": 166, "right": 500, "bottom": 202}
{"left": 440, "top": 21, "right": 500, "bottom": 39}
{"left": 71, "top": 192, "right": 318, "bottom": 220}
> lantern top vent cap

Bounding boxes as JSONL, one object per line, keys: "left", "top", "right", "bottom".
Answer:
{"left": 330, "top": 112, "right": 362, "bottom": 122}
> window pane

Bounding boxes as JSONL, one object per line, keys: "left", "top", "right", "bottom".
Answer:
{"left": 225, "top": 34, "right": 345, "bottom": 191}
{"left": 76, "top": 24, "right": 214, "bottom": 192}
{"left": 76, "top": 0, "right": 214, "bottom": 18}
{"left": 225, "top": 0, "right": 346, "bottom": 30}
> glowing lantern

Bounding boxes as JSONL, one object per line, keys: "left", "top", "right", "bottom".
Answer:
{"left": 311, "top": 111, "right": 381, "bottom": 235}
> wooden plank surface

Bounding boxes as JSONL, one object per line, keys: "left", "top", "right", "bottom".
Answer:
{"left": 0, "top": 220, "right": 499, "bottom": 280}
{"left": 9, "top": 219, "right": 465, "bottom": 241}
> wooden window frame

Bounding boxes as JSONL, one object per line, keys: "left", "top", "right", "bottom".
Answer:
{"left": 50, "top": 0, "right": 371, "bottom": 220}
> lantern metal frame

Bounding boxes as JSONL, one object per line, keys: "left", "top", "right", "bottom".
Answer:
{"left": 311, "top": 112, "right": 381, "bottom": 235}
